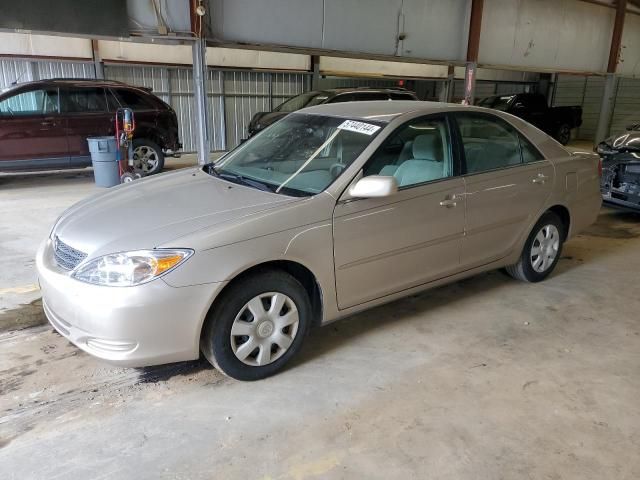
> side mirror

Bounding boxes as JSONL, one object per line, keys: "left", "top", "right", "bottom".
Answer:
{"left": 513, "top": 102, "right": 525, "bottom": 110}
{"left": 348, "top": 175, "right": 398, "bottom": 198}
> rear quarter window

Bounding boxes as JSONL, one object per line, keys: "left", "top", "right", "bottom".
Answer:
{"left": 114, "top": 88, "right": 157, "bottom": 111}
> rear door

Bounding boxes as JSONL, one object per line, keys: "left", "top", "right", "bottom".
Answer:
{"left": 0, "top": 86, "right": 68, "bottom": 169}
{"left": 61, "top": 87, "right": 114, "bottom": 167}
{"left": 453, "top": 112, "right": 554, "bottom": 268}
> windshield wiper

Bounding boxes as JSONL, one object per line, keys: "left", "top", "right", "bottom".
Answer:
{"left": 206, "top": 164, "right": 274, "bottom": 193}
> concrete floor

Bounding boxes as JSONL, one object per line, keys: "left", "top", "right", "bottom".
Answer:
{"left": 1, "top": 146, "right": 640, "bottom": 479}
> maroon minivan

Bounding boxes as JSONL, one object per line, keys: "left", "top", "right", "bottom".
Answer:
{"left": 0, "top": 79, "right": 181, "bottom": 175}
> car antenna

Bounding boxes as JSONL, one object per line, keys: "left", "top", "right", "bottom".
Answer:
{"left": 11, "top": 67, "right": 30, "bottom": 86}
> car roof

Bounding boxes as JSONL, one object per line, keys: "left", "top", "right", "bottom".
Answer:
{"left": 0, "top": 78, "right": 145, "bottom": 93}
{"left": 299, "top": 100, "right": 467, "bottom": 123}
{"left": 309, "top": 87, "right": 416, "bottom": 97}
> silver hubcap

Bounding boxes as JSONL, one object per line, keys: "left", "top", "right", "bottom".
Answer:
{"left": 531, "top": 224, "right": 560, "bottom": 273}
{"left": 133, "top": 145, "right": 159, "bottom": 173}
{"left": 230, "top": 292, "right": 299, "bottom": 367}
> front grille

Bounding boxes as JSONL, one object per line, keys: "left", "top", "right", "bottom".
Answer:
{"left": 53, "top": 236, "right": 87, "bottom": 270}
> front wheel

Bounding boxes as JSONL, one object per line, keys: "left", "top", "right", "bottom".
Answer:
{"left": 132, "top": 138, "right": 165, "bottom": 176}
{"left": 201, "top": 271, "right": 312, "bottom": 381}
{"left": 506, "top": 211, "right": 565, "bottom": 282}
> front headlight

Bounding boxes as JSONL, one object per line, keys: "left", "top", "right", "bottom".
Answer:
{"left": 72, "top": 249, "right": 193, "bottom": 287}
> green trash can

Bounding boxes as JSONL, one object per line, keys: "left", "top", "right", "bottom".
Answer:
{"left": 87, "top": 136, "right": 120, "bottom": 187}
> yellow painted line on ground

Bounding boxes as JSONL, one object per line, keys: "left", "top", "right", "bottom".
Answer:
{"left": 0, "top": 284, "right": 40, "bottom": 295}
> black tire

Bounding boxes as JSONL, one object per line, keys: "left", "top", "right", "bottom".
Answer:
{"left": 506, "top": 211, "right": 565, "bottom": 283}
{"left": 555, "top": 123, "right": 571, "bottom": 145}
{"left": 200, "top": 270, "right": 312, "bottom": 381}
{"left": 132, "top": 138, "right": 165, "bottom": 176}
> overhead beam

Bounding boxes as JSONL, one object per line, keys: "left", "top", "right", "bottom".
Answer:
{"left": 607, "top": 0, "right": 627, "bottom": 73}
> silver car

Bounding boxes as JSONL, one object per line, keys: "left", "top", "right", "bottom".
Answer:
{"left": 37, "top": 101, "right": 602, "bottom": 380}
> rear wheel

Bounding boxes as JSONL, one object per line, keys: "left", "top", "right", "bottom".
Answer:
{"left": 555, "top": 123, "right": 571, "bottom": 145}
{"left": 506, "top": 211, "right": 565, "bottom": 282}
{"left": 201, "top": 270, "right": 312, "bottom": 381}
{"left": 132, "top": 138, "right": 165, "bottom": 176}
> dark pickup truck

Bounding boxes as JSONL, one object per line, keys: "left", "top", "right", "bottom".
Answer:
{"left": 477, "top": 92, "right": 582, "bottom": 145}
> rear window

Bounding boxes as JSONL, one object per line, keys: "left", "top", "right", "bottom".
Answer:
{"left": 114, "top": 88, "right": 157, "bottom": 110}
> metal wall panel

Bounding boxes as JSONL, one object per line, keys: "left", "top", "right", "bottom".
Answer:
{"left": 271, "top": 71, "right": 309, "bottom": 109}
{"left": 552, "top": 74, "right": 605, "bottom": 141}
{"left": 35, "top": 60, "right": 95, "bottom": 80}
{"left": 610, "top": 78, "right": 640, "bottom": 135}
{"left": 0, "top": 59, "right": 34, "bottom": 88}
{"left": 479, "top": 0, "right": 613, "bottom": 73}
{"left": 105, "top": 64, "right": 169, "bottom": 102}
{"left": 1, "top": 58, "right": 95, "bottom": 88}
{"left": 210, "top": 0, "right": 470, "bottom": 62}
{"left": 222, "top": 70, "right": 308, "bottom": 148}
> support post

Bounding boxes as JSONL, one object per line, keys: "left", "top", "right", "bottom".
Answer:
{"left": 311, "top": 55, "right": 320, "bottom": 91}
{"left": 192, "top": 38, "right": 210, "bottom": 164}
{"left": 595, "top": 0, "right": 626, "bottom": 144}
{"left": 91, "top": 40, "right": 104, "bottom": 79}
{"left": 464, "top": 0, "right": 484, "bottom": 105}
{"left": 463, "top": 62, "right": 477, "bottom": 105}
{"left": 438, "top": 65, "right": 455, "bottom": 103}
{"left": 607, "top": 0, "right": 627, "bottom": 74}
{"left": 595, "top": 74, "right": 619, "bottom": 144}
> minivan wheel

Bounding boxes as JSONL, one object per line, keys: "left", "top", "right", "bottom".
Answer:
{"left": 132, "top": 138, "right": 165, "bottom": 175}
{"left": 201, "top": 271, "right": 312, "bottom": 381}
{"left": 506, "top": 211, "right": 565, "bottom": 283}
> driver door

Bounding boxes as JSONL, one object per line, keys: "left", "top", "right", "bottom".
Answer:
{"left": 333, "top": 115, "right": 466, "bottom": 309}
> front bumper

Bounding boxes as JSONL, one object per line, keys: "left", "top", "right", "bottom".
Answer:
{"left": 36, "top": 239, "right": 225, "bottom": 367}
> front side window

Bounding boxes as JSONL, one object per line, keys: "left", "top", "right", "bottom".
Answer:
{"left": 456, "top": 113, "right": 522, "bottom": 174}
{"left": 363, "top": 116, "right": 452, "bottom": 188}
{"left": 62, "top": 88, "right": 107, "bottom": 113}
{"left": 0, "top": 89, "right": 58, "bottom": 115}
{"left": 211, "top": 114, "right": 384, "bottom": 196}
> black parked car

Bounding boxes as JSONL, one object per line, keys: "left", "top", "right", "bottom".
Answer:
{"left": 477, "top": 92, "right": 582, "bottom": 145}
{"left": 248, "top": 87, "right": 418, "bottom": 136}
{"left": 597, "top": 124, "right": 640, "bottom": 211}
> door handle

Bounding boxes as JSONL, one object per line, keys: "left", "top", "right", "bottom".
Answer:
{"left": 532, "top": 173, "right": 548, "bottom": 184}
{"left": 439, "top": 196, "right": 458, "bottom": 208}
{"left": 40, "top": 121, "right": 54, "bottom": 127}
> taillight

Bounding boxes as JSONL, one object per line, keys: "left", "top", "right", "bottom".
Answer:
{"left": 598, "top": 157, "right": 603, "bottom": 177}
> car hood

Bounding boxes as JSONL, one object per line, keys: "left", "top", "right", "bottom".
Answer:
{"left": 52, "top": 167, "right": 299, "bottom": 258}
{"left": 601, "top": 130, "right": 640, "bottom": 152}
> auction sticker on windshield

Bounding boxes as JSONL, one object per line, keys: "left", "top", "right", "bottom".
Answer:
{"left": 337, "top": 120, "right": 381, "bottom": 136}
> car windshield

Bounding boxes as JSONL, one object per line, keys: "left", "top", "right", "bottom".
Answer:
{"left": 208, "top": 113, "right": 384, "bottom": 196}
{"left": 477, "top": 95, "right": 514, "bottom": 111}
{"left": 274, "top": 92, "right": 330, "bottom": 112}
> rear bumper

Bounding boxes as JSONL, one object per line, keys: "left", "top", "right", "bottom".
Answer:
{"left": 36, "top": 239, "right": 224, "bottom": 367}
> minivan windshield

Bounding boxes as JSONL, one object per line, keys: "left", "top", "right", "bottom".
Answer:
{"left": 208, "top": 113, "right": 384, "bottom": 196}
{"left": 273, "top": 92, "right": 330, "bottom": 112}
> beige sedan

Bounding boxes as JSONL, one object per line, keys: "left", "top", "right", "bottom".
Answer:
{"left": 37, "top": 101, "right": 602, "bottom": 380}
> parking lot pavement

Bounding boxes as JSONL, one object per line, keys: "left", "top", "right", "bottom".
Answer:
{"left": 1, "top": 208, "right": 640, "bottom": 479}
